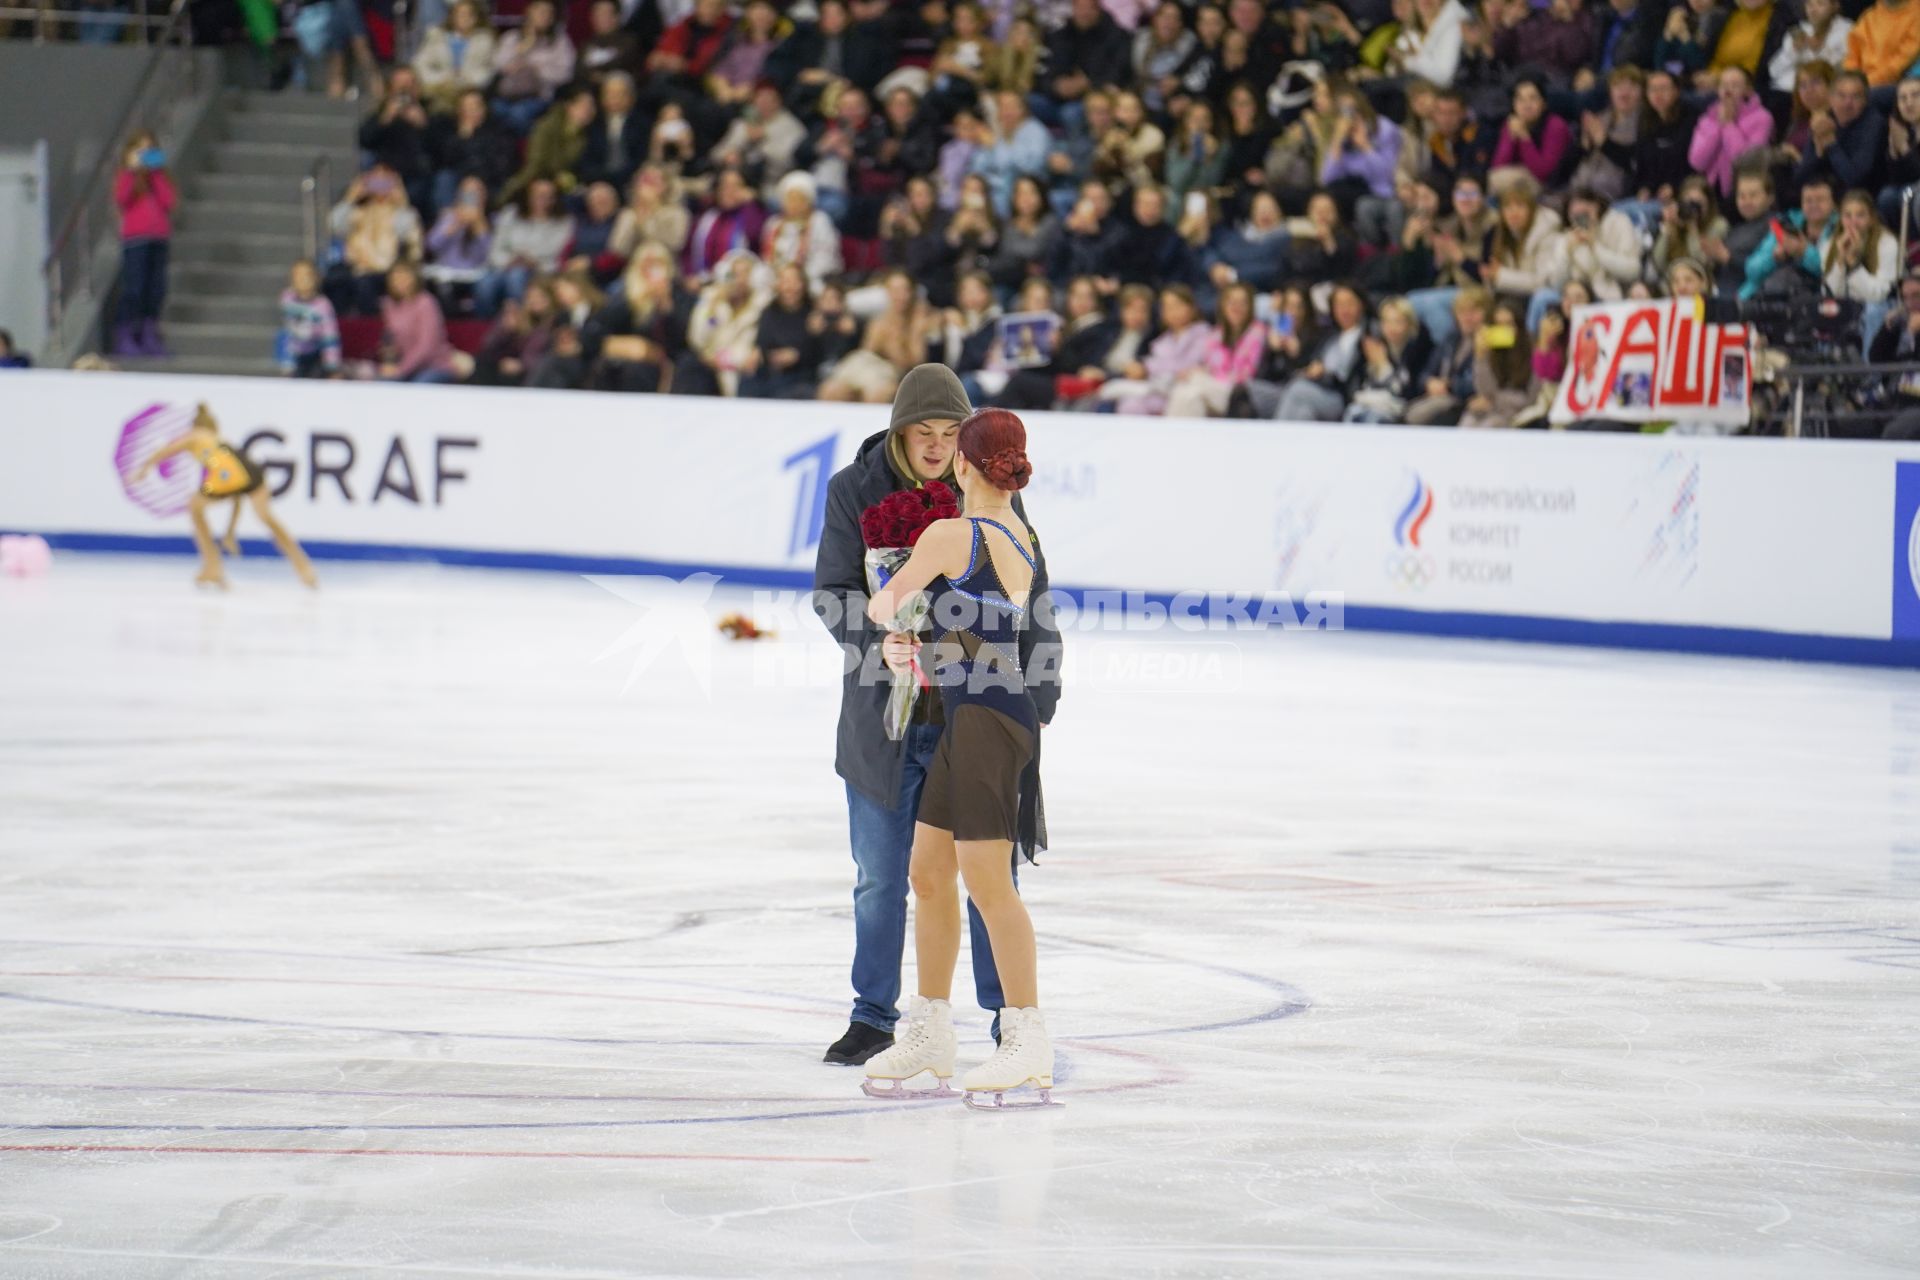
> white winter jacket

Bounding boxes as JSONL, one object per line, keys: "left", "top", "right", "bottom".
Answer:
{"left": 1541, "top": 208, "right": 1643, "bottom": 301}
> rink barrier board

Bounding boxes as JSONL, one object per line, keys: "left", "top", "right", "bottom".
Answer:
{"left": 24, "top": 530, "right": 1920, "bottom": 671}
{"left": 7, "top": 371, "right": 1920, "bottom": 669}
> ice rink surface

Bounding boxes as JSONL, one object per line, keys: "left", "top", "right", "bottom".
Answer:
{"left": 1, "top": 554, "right": 1917, "bottom": 1279}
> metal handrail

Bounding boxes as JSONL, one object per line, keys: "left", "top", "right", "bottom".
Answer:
{"left": 301, "top": 155, "right": 334, "bottom": 265}
{"left": 392, "top": 0, "right": 415, "bottom": 64}
{"left": 1776, "top": 359, "right": 1920, "bottom": 438}
{"left": 1903, "top": 187, "right": 1913, "bottom": 276}
{"left": 39, "top": 0, "right": 196, "bottom": 361}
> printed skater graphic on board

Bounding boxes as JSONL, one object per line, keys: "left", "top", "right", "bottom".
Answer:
{"left": 809, "top": 365, "right": 1064, "bottom": 1070}
{"left": 861, "top": 408, "right": 1059, "bottom": 1110}
{"left": 135, "top": 402, "right": 319, "bottom": 591}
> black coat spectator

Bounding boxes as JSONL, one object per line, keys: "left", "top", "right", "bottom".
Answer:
{"left": 1635, "top": 72, "right": 1697, "bottom": 197}
{"left": 1796, "top": 73, "right": 1886, "bottom": 195}
{"left": 881, "top": 178, "right": 959, "bottom": 295}
{"left": 766, "top": 0, "right": 898, "bottom": 108}
{"left": 429, "top": 91, "right": 518, "bottom": 199}
{"left": 1051, "top": 189, "right": 1127, "bottom": 282}
{"left": 583, "top": 264, "right": 693, "bottom": 393}
{"left": 360, "top": 70, "right": 435, "bottom": 208}
{"left": 1596, "top": 0, "right": 1662, "bottom": 76}
{"left": 1288, "top": 193, "right": 1360, "bottom": 281}
{"left": 1047, "top": 0, "right": 1133, "bottom": 102}
{"left": 741, "top": 265, "right": 824, "bottom": 399}
{"left": 1230, "top": 0, "right": 1291, "bottom": 91}
{"left": 578, "top": 0, "right": 645, "bottom": 84}
{"left": 580, "top": 74, "right": 651, "bottom": 191}
{"left": 1113, "top": 222, "right": 1192, "bottom": 287}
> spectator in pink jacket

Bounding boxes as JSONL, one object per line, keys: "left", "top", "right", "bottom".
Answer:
{"left": 1688, "top": 66, "right": 1776, "bottom": 200}
{"left": 1107, "top": 284, "right": 1213, "bottom": 415}
{"left": 112, "top": 129, "right": 177, "bottom": 358}
{"left": 1490, "top": 77, "right": 1572, "bottom": 192}
{"left": 1167, "top": 282, "right": 1267, "bottom": 417}
{"left": 379, "top": 263, "right": 459, "bottom": 383}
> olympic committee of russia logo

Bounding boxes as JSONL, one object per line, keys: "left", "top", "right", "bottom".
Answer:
{"left": 1896, "top": 461, "right": 1920, "bottom": 640}
{"left": 1386, "top": 472, "right": 1437, "bottom": 591}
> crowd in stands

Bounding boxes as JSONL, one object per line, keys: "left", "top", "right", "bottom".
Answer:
{"left": 61, "top": 0, "right": 1920, "bottom": 427}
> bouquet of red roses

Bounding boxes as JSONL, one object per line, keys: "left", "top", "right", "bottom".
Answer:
{"left": 860, "top": 481, "right": 960, "bottom": 741}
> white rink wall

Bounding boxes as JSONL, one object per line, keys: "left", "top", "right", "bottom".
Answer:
{"left": 4, "top": 370, "right": 1920, "bottom": 666}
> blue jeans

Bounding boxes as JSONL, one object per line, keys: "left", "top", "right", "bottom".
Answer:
{"left": 1407, "top": 286, "right": 1460, "bottom": 349}
{"left": 492, "top": 97, "right": 551, "bottom": 135}
{"left": 118, "top": 238, "right": 169, "bottom": 324}
{"left": 431, "top": 169, "right": 462, "bottom": 218}
{"left": 1613, "top": 199, "right": 1664, "bottom": 234}
{"left": 816, "top": 186, "right": 851, "bottom": 229}
{"left": 1861, "top": 301, "right": 1893, "bottom": 358}
{"left": 474, "top": 265, "right": 531, "bottom": 317}
{"left": 846, "top": 720, "right": 1010, "bottom": 1034}
{"left": 329, "top": 0, "right": 368, "bottom": 44}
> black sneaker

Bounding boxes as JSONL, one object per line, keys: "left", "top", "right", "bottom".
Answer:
{"left": 823, "top": 1020, "right": 893, "bottom": 1065}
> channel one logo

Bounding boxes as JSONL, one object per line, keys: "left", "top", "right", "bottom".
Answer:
{"left": 1897, "top": 461, "right": 1920, "bottom": 641}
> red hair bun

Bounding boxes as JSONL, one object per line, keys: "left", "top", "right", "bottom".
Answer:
{"left": 957, "top": 408, "right": 1032, "bottom": 491}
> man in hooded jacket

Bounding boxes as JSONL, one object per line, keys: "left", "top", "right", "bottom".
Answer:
{"left": 810, "top": 363, "right": 1063, "bottom": 1064}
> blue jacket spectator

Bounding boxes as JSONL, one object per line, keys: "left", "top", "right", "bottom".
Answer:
{"left": 968, "top": 91, "right": 1052, "bottom": 216}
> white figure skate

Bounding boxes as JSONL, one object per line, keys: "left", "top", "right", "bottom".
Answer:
{"left": 861, "top": 996, "right": 959, "bottom": 1099}
{"left": 961, "top": 1007, "right": 1062, "bottom": 1110}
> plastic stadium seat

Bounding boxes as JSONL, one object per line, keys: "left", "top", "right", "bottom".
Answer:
{"left": 339, "top": 316, "right": 382, "bottom": 362}
{"left": 447, "top": 319, "right": 490, "bottom": 354}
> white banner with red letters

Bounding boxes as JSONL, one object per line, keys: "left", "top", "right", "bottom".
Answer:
{"left": 1551, "top": 299, "right": 1753, "bottom": 429}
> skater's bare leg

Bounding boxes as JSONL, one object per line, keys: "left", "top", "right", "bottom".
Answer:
{"left": 957, "top": 838, "right": 1036, "bottom": 1009}
{"left": 352, "top": 37, "right": 384, "bottom": 98}
{"left": 221, "top": 497, "right": 243, "bottom": 557}
{"left": 249, "top": 488, "right": 318, "bottom": 587}
{"left": 908, "top": 822, "right": 961, "bottom": 1001}
{"left": 187, "top": 494, "right": 225, "bottom": 587}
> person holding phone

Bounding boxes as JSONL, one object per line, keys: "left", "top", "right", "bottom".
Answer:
{"left": 112, "top": 130, "right": 176, "bottom": 358}
{"left": 1739, "top": 173, "right": 1836, "bottom": 301}
{"left": 328, "top": 164, "right": 425, "bottom": 315}
{"left": 1319, "top": 86, "right": 1403, "bottom": 246}
{"left": 1165, "top": 100, "right": 1227, "bottom": 213}
{"left": 1459, "top": 299, "right": 1536, "bottom": 427}
{"left": 1652, "top": 175, "right": 1730, "bottom": 281}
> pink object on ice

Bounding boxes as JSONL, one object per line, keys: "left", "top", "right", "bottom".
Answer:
{"left": 0, "top": 534, "right": 52, "bottom": 577}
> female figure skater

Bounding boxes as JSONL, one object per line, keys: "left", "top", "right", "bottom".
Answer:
{"left": 860, "top": 408, "right": 1053, "bottom": 1109}
{"left": 135, "top": 403, "right": 318, "bottom": 590}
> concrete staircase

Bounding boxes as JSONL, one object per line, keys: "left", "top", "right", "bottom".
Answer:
{"left": 115, "top": 90, "right": 361, "bottom": 378}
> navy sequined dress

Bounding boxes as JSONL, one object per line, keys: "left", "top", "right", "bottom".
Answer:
{"left": 914, "top": 517, "right": 1047, "bottom": 862}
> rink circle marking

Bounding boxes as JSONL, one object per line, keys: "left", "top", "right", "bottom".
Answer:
{"left": 0, "top": 1145, "right": 870, "bottom": 1164}
{"left": 0, "top": 1212, "right": 61, "bottom": 1247}
{"left": 0, "top": 935, "right": 1313, "bottom": 1045}
{"left": 0, "top": 935, "right": 1297, "bottom": 1126}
